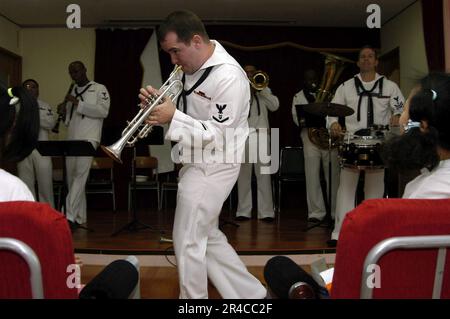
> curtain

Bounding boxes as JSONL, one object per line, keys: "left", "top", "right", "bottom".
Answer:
{"left": 422, "top": 0, "right": 445, "bottom": 71}
{"left": 444, "top": 0, "right": 450, "bottom": 71}
{"left": 95, "top": 28, "right": 153, "bottom": 209}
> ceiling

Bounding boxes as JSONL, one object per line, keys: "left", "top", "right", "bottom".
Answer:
{"left": 1, "top": 0, "right": 417, "bottom": 28}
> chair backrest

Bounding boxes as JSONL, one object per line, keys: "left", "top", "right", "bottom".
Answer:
{"left": 332, "top": 198, "right": 450, "bottom": 299}
{"left": 0, "top": 201, "right": 78, "bottom": 299}
{"left": 279, "top": 146, "right": 305, "bottom": 178}
{"left": 89, "top": 157, "right": 114, "bottom": 182}
{"left": 91, "top": 157, "right": 114, "bottom": 170}
{"left": 135, "top": 156, "right": 158, "bottom": 179}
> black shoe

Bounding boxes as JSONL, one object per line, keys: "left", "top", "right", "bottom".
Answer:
{"left": 308, "top": 217, "right": 322, "bottom": 224}
{"left": 235, "top": 216, "right": 251, "bottom": 221}
{"left": 261, "top": 217, "right": 275, "bottom": 223}
{"left": 67, "top": 220, "right": 78, "bottom": 231}
{"left": 327, "top": 239, "right": 338, "bottom": 248}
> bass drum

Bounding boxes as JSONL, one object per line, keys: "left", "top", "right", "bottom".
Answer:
{"left": 339, "top": 135, "right": 384, "bottom": 169}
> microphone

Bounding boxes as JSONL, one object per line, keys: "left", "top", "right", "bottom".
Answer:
{"left": 79, "top": 257, "right": 139, "bottom": 299}
{"left": 264, "top": 256, "right": 328, "bottom": 299}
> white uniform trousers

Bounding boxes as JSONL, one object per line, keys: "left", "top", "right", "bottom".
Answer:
{"left": 17, "top": 149, "right": 54, "bottom": 207}
{"left": 301, "top": 130, "right": 339, "bottom": 220}
{"left": 65, "top": 152, "right": 95, "bottom": 224}
{"left": 173, "top": 163, "right": 267, "bottom": 299}
{"left": 331, "top": 168, "right": 385, "bottom": 240}
{"left": 236, "top": 134, "right": 274, "bottom": 219}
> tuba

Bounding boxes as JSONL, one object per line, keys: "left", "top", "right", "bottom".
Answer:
{"left": 101, "top": 65, "right": 183, "bottom": 163}
{"left": 307, "top": 52, "right": 353, "bottom": 149}
{"left": 249, "top": 70, "right": 269, "bottom": 91}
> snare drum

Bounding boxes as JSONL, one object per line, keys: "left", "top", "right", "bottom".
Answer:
{"left": 339, "top": 135, "right": 384, "bottom": 169}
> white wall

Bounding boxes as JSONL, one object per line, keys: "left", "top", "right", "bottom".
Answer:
{"left": 0, "top": 16, "right": 21, "bottom": 55}
{"left": 381, "top": 1, "right": 429, "bottom": 96}
{"left": 21, "top": 28, "right": 96, "bottom": 139}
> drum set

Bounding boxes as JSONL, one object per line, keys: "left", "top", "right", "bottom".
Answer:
{"left": 301, "top": 102, "right": 396, "bottom": 230}
{"left": 302, "top": 102, "right": 393, "bottom": 170}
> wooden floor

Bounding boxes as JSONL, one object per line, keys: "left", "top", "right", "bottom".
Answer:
{"left": 72, "top": 186, "right": 334, "bottom": 255}
{"left": 75, "top": 187, "right": 333, "bottom": 298}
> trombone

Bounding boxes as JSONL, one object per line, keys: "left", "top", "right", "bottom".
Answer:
{"left": 102, "top": 65, "right": 183, "bottom": 163}
{"left": 249, "top": 70, "right": 269, "bottom": 91}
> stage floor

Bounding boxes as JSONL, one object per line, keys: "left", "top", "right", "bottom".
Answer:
{"left": 72, "top": 204, "right": 335, "bottom": 255}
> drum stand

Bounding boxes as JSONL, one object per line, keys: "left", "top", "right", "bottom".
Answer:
{"left": 305, "top": 134, "right": 334, "bottom": 231}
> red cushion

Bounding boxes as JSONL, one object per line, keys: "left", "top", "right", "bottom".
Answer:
{"left": 332, "top": 199, "right": 450, "bottom": 299}
{"left": 0, "top": 201, "right": 78, "bottom": 299}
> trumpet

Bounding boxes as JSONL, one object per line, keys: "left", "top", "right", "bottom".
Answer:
{"left": 101, "top": 65, "right": 183, "bottom": 163}
{"left": 249, "top": 70, "right": 269, "bottom": 91}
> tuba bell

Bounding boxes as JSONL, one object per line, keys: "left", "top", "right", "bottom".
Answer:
{"left": 101, "top": 65, "right": 183, "bottom": 163}
{"left": 307, "top": 52, "right": 353, "bottom": 149}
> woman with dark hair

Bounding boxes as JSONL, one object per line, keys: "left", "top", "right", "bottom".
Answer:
{"left": 0, "top": 86, "right": 39, "bottom": 201}
{"left": 382, "top": 73, "right": 450, "bottom": 198}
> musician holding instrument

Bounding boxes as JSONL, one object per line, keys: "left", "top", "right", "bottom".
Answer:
{"left": 327, "top": 45, "right": 405, "bottom": 246}
{"left": 17, "top": 79, "right": 57, "bottom": 207}
{"left": 57, "top": 61, "right": 110, "bottom": 227}
{"left": 292, "top": 69, "right": 339, "bottom": 223}
{"left": 138, "top": 10, "right": 266, "bottom": 299}
{"left": 236, "top": 64, "right": 279, "bottom": 222}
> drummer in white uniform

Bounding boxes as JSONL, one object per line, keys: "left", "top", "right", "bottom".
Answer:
{"left": 18, "top": 79, "right": 57, "bottom": 207}
{"left": 139, "top": 10, "right": 266, "bottom": 299}
{"left": 57, "top": 61, "right": 110, "bottom": 227}
{"left": 327, "top": 46, "right": 404, "bottom": 245}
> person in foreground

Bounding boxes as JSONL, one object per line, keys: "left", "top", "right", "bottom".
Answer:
{"left": 139, "top": 10, "right": 266, "bottom": 298}
{"left": 0, "top": 86, "right": 39, "bottom": 201}
{"left": 382, "top": 72, "right": 450, "bottom": 198}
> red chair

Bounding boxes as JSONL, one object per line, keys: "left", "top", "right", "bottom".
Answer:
{"left": 0, "top": 201, "right": 78, "bottom": 298}
{"left": 332, "top": 198, "right": 450, "bottom": 299}
{"left": 0, "top": 201, "right": 141, "bottom": 299}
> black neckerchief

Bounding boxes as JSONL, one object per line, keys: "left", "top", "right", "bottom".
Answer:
{"left": 70, "top": 83, "right": 93, "bottom": 120}
{"left": 354, "top": 76, "right": 384, "bottom": 126}
{"left": 176, "top": 66, "right": 214, "bottom": 114}
{"left": 249, "top": 93, "right": 261, "bottom": 118}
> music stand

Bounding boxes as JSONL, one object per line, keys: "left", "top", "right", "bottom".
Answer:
{"left": 111, "top": 127, "right": 165, "bottom": 237}
{"left": 37, "top": 140, "right": 96, "bottom": 232}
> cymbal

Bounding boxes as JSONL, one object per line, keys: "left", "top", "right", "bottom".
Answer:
{"left": 303, "top": 102, "right": 354, "bottom": 117}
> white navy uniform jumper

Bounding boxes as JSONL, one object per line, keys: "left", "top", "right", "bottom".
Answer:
{"left": 236, "top": 86, "right": 279, "bottom": 219}
{"left": 327, "top": 73, "right": 404, "bottom": 240}
{"left": 166, "top": 40, "right": 266, "bottom": 299}
{"left": 292, "top": 90, "right": 339, "bottom": 220}
{"left": 0, "top": 169, "right": 35, "bottom": 202}
{"left": 403, "top": 159, "right": 450, "bottom": 199}
{"left": 64, "top": 81, "right": 110, "bottom": 224}
{"left": 18, "top": 99, "right": 57, "bottom": 206}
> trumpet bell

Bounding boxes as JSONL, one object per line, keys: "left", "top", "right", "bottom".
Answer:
{"left": 101, "top": 144, "right": 123, "bottom": 164}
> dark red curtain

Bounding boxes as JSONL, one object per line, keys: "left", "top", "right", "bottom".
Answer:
{"left": 422, "top": 0, "right": 445, "bottom": 71}
{"left": 94, "top": 28, "right": 153, "bottom": 209}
